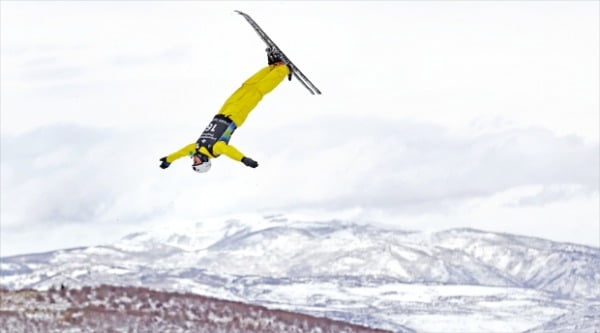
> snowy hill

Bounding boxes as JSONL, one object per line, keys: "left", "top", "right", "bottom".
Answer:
{"left": 1, "top": 214, "right": 599, "bottom": 332}
{"left": 0, "top": 285, "right": 388, "bottom": 333}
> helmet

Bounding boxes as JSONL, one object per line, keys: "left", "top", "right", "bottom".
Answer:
{"left": 192, "top": 153, "right": 211, "bottom": 173}
{"left": 192, "top": 160, "right": 211, "bottom": 173}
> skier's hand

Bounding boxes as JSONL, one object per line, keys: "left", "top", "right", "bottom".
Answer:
{"left": 159, "top": 157, "right": 171, "bottom": 169}
{"left": 241, "top": 157, "right": 258, "bottom": 168}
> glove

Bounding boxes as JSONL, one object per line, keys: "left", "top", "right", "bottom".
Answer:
{"left": 241, "top": 157, "right": 258, "bottom": 168}
{"left": 159, "top": 157, "right": 171, "bottom": 169}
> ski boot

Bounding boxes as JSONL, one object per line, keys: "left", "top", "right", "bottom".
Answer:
{"left": 266, "top": 47, "right": 283, "bottom": 65}
{"left": 266, "top": 47, "right": 292, "bottom": 81}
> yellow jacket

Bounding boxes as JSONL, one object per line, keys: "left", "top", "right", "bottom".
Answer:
{"left": 164, "top": 63, "right": 289, "bottom": 165}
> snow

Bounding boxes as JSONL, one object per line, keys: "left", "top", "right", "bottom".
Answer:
{"left": 1, "top": 214, "right": 599, "bottom": 332}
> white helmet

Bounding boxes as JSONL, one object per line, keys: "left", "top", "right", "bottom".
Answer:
{"left": 192, "top": 160, "right": 211, "bottom": 173}
{"left": 192, "top": 153, "right": 211, "bottom": 173}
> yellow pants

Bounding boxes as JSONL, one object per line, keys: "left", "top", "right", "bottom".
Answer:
{"left": 163, "top": 64, "right": 290, "bottom": 164}
{"left": 218, "top": 64, "right": 289, "bottom": 127}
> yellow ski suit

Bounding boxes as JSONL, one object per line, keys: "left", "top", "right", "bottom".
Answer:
{"left": 164, "top": 63, "right": 289, "bottom": 164}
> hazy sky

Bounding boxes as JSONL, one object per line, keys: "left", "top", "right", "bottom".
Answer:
{"left": 1, "top": 1, "right": 598, "bottom": 256}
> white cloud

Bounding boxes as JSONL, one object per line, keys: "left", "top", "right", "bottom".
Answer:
{"left": 1, "top": 1, "right": 598, "bottom": 255}
{"left": 1, "top": 119, "right": 597, "bottom": 255}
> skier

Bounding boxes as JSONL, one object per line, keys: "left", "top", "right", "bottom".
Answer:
{"left": 159, "top": 50, "right": 289, "bottom": 173}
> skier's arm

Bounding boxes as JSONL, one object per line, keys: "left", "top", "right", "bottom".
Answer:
{"left": 212, "top": 141, "right": 244, "bottom": 161}
{"left": 161, "top": 143, "right": 196, "bottom": 166}
{"left": 213, "top": 141, "right": 258, "bottom": 168}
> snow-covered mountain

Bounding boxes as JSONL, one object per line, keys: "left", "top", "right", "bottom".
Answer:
{"left": 2, "top": 214, "right": 599, "bottom": 332}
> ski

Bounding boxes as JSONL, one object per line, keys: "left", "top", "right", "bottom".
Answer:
{"left": 235, "top": 10, "right": 322, "bottom": 95}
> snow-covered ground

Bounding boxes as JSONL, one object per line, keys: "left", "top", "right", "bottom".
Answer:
{"left": 2, "top": 214, "right": 599, "bottom": 332}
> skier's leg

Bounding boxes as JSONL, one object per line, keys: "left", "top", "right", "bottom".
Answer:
{"left": 218, "top": 64, "right": 289, "bottom": 127}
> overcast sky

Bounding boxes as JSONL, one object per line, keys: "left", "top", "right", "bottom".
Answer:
{"left": 1, "top": 1, "right": 598, "bottom": 256}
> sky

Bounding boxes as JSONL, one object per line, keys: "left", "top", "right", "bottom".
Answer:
{"left": 1, "top": 1, "right": 599, "bottom": 256}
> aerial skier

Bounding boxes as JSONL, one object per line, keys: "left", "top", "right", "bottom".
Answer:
{"left": 159, "top": 50, "right": 289, "bottom": 173}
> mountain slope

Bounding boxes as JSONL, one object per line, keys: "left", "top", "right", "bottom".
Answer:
{"left": 1, "top": 214, "right": 599, "bottom": 332}
{"left": 0, "top": 285, "right": 391, "bottom": 333}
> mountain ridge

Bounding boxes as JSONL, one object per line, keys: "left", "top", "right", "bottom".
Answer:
{"left": 2, "top": 214, "right": 599, "bottom": 332}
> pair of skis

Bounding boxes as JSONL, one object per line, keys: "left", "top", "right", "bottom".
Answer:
{"left": 235, "top": 10, "right": 322, "bottom": 95}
